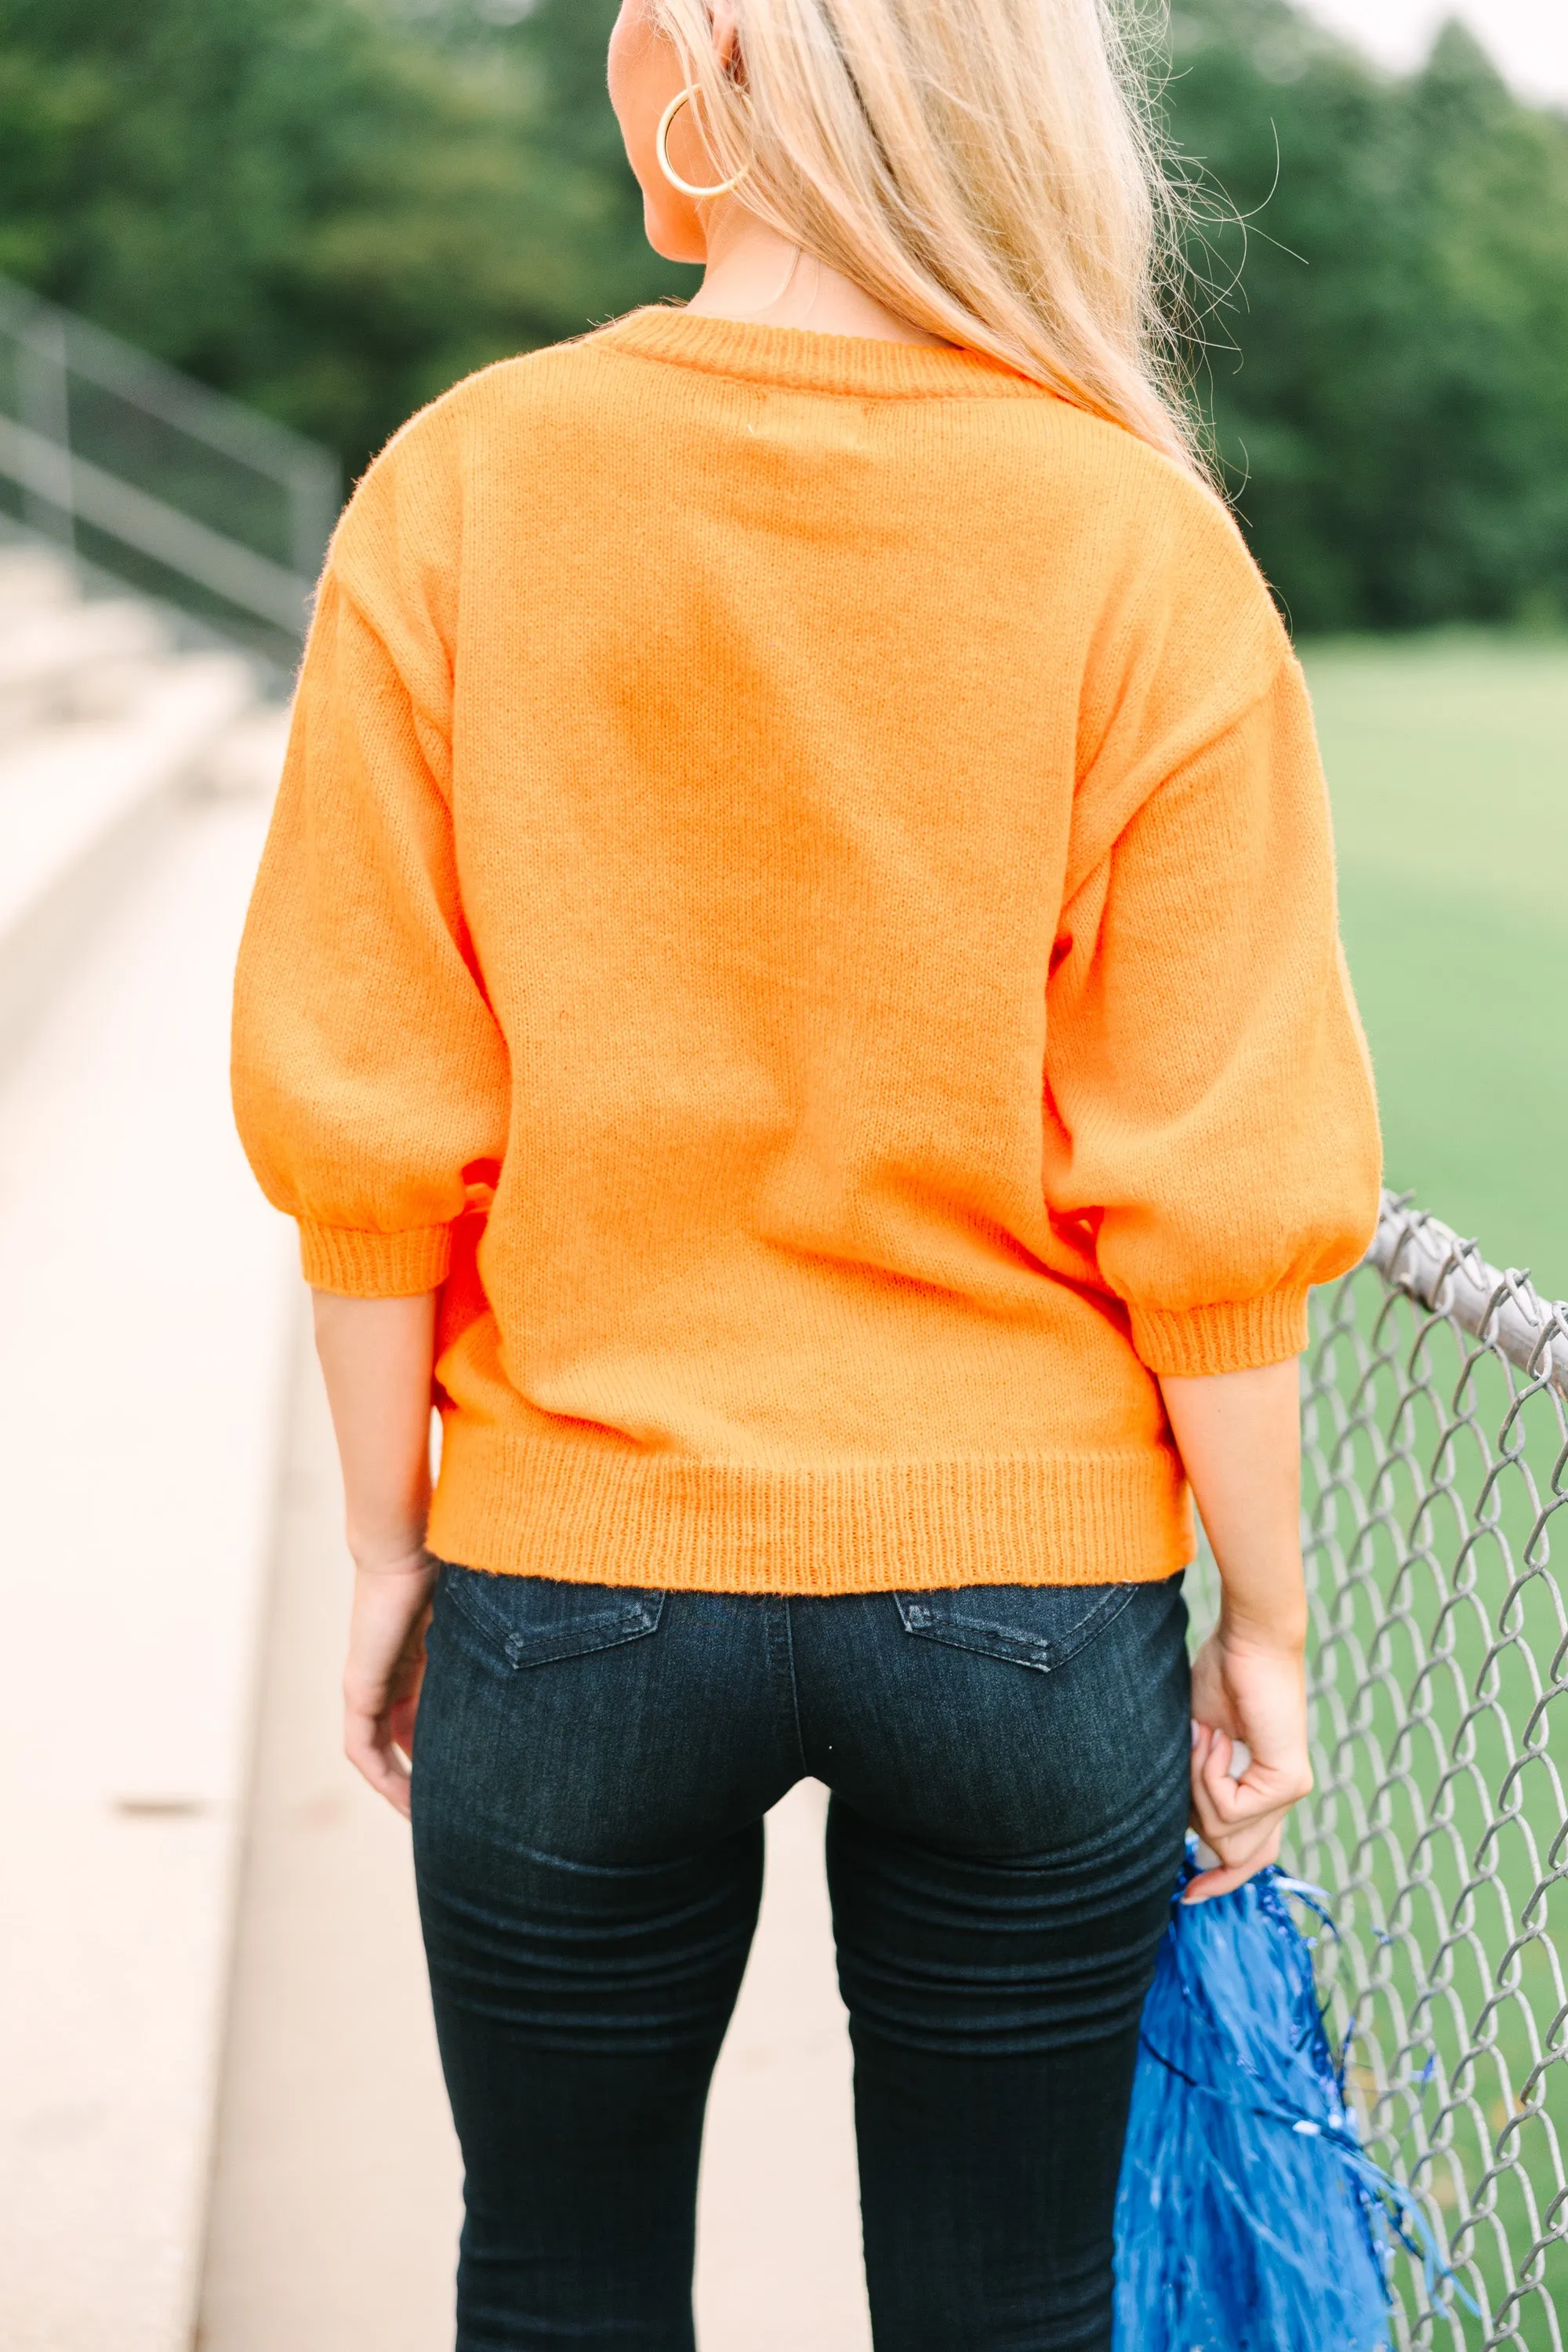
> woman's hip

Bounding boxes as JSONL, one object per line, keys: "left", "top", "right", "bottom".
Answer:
{"left": 410, "top": 1561, "right": 1191, "bottom": 1882}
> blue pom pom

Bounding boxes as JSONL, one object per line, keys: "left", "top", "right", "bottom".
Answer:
{"left": 1112, "top": 1844, "right": 1463, "bottom": 2350}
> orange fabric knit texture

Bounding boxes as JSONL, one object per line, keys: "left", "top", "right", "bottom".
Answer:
{"left": 231, "top": 307, "right": 1381, "bottom": 1595}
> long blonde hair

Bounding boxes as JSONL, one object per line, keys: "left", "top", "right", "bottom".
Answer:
{"left": 651, "top": 0, "right": 1200, "bottom": 474}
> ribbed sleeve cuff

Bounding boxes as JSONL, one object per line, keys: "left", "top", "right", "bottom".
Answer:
{"left": 1128, "top": 1288, "right": 1310, "bottom": 1377}
{"left": 298, "top": 1219, "right": 453, "bottom": 1298}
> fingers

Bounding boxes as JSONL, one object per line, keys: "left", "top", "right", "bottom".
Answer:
{"left": 344, "top": 1651, "right": 419, "bottom": 1816}
{"left": 1184, "top": 1719, "right": 1308, "bottom": 1903}
{"left": 387, "top": 1690, "right": 421, "bottom": 1759}
{"left": 341, "top": 1558, "right": 434, "bottom": 1820}
{"left": 1184, "top": 1791, "right": 1283, "bottom": 1890}
{"left": 1190, "top": 1722, "right": 1311, "bottom": 1831}
{"left": 345, "top": 1703, "right": 414, "bottom": 1817}
{"left": 1182, "top": 1828, "right": 1282, "bottom": 1904}
{"left": 1199, "top": 1752, "right": 1307, "bottom": 1832}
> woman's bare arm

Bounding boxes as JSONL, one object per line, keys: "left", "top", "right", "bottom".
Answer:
{"left": 311, "top": 1289, "right": 441, "bottom": 1817}
{"left": 1159, "top": 1358, "right": 1313, "bottom": 1904}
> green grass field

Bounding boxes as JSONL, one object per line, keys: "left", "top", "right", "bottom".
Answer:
{"left": 1302, "top": 637, "right": 1568, "bottom": 1303}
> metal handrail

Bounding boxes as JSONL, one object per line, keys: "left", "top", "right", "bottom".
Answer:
{"left": 0, "top": 275, "right": 339, "bottom": 644}
{"left": 1367, "top": 1189, "right": 1568, "bottom": 1399}
{"left": 0, "top": 417, "right": 317, "bottom": 638}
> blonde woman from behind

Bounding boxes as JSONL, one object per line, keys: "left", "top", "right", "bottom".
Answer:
{"left": 231, "top": 1, "right": 1381, "bottom": 2344}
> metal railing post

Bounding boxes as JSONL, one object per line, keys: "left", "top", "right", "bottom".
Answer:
{"left": 15, "top": 310, "right": 74, "bottom": 551}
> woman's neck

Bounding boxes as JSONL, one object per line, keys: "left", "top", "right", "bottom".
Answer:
{"left": 685, "top": 210, "right": 949, "bottom": 347}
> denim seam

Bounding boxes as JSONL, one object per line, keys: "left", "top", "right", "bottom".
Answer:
{"left": 771, "top": 1599, "right": 808, "bottom": 1777}
{"left": 783, "top": 1599, "right": 809, "bottom": 1773}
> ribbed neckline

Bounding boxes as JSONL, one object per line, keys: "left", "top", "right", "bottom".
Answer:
{"left": 594, "top": 304, "right": 1047, "bottom": 401}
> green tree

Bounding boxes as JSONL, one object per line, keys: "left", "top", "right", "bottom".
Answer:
{"left": 2, "top": 0, "right": 1566, "bottom": 629}
{"left": 0, "top": 0, "right": 683, "bottom": 474}
{"left": 1163, "top": 3, "right": 1568, "bottom": 628}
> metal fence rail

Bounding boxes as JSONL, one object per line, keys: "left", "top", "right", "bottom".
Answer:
{"left": 0, "top": 275, "right": 339, "bottom": 659}
{"left": 1192, "top": 1192, "right": 1568, "bottom": 2347}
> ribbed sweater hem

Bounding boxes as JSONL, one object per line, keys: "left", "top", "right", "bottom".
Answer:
{"left": 426, "top": 1421, "right": 1194, "bottom": 1596}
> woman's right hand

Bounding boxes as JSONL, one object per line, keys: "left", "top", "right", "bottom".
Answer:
{"left": 310, "top": 1287, "right": 442, "bottom": 1819}
{"left": 1185, "top": 1624, "right": 1312, "bottom": 1904}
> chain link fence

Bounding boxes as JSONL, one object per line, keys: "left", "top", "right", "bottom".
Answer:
{"left": 1192, "top": 1191, "right": 1568, "bottom": 2347}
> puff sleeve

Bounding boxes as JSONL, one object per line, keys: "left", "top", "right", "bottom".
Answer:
{"left": 1042, "top": 550, "right": 1382, "bottom": 1376}
{"left": 232, "top": 530, "right": 510, "bottom": 1296}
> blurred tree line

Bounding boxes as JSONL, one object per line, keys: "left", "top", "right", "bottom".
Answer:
{"left": 1, "top": 0, "right": 1566, "bottom": 631}
{"left": 1171, "top": 0, "right": 1568, "bottom": 629}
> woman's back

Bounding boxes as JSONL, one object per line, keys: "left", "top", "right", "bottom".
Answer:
{"left": 234, "top": 304, "right": 1376, "bottom": 1593}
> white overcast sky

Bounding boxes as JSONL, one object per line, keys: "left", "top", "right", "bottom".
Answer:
{"left": 1301, "top": 0, "right": 1568, "bottom": 104}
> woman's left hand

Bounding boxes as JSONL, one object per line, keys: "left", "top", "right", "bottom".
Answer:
{"left": 343, "top": 1551, "right": 437, "bottom": 1817}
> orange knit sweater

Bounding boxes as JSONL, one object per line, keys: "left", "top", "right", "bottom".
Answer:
{"left": 232, "top": 307, "right": 1381, "bottom": 1595}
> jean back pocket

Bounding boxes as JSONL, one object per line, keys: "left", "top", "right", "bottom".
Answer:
{"left": 437, "top": 1562, "right": 665, "bottom": 1672}
{"left": 895, "top": 1580, "right": 1138, "bottom": 1673}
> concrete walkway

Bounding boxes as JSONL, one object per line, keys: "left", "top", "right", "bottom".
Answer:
{"left": 0, "top": 767, "right": 296, "bottom": 2352}
{"left": 198, "top": 1328, "right": 873, "bottom": 2351}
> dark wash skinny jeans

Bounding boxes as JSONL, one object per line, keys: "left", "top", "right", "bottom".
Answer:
{"left": 411, "top": 1564, "right": 1192, "bottom": 2352}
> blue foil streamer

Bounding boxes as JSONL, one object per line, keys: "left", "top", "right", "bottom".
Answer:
{"left": 1113, "top": 1842, "right": 1471, "bottom": 2349}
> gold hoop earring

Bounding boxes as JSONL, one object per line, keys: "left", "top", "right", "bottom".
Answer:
{"left": 655, "top": 85, "right": 750, "bottom": 201}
